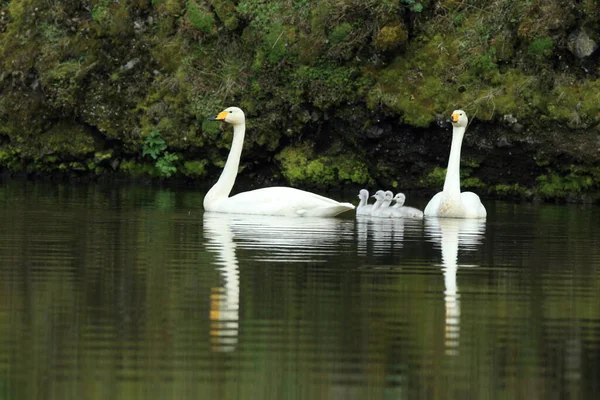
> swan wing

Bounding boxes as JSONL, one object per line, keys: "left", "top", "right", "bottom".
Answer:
{"left": 214, "top": 187, "right": 354, "bottom": 217}
{"left": 460, "top": 192, "right": 487, "bottom": 218}
{"left": 424, "top": 192, "right": 444, "bottom": 217}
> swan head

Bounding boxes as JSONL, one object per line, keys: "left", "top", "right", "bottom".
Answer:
{"left": 358, "top": 189, "right": 369, "bottom": 200}
{"left": 384, "top": 191, "right": 394, "bottom": 201}
{"left": 393, "top": 193, "right": 406, "bottom": 207}
{"left": 450, "top": 110, "right": 468, "bottom": 128}
{"left": 208, "top": 107, "right": 245, "bottom": 126}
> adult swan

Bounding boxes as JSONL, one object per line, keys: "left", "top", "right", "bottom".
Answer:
{"left": 203, "top": 107, "right": 355, "bottom": 217}
{"left": 424, "top": 110, "right": 486, "bottom": 219}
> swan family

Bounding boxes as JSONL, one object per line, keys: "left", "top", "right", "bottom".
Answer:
{"left": 205, "top": 107, "right": 485, "bottom": 220}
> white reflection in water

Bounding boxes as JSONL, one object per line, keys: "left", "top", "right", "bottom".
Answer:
{"left": 425, "top": 218, "right": 485, "bottom": 356}
{"left": 356, "top": 216, "right": 413, "bottom": 256}
{"left": 203, "top": 212, "right": 353, "bottom": 351}
{"left": 204, "top": 213, "right": 240, "bottom": 352}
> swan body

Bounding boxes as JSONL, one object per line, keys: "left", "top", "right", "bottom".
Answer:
{"left": 356, "top": 189, "right": 374, "bottom": 216}
{"left": 204, "top": 107, "right": 355, "bottom": 217}
{"left": 392, "top": 206, "right": 424, "bottom": 220}
{"left": 391, "top": 192, "right": 424, "bottom": 219}
{"left": 424, "top": 110, "right": 486, "bottom": 219}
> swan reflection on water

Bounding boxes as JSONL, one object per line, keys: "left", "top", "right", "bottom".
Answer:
{"left": 356, "top": 216, "right": 424, "bottom": 256}
{"left": 203, "top": 212, "right": 354, "bottom": 350}
{"left": 425, "top": 217, "right": 486, "bottom": 355}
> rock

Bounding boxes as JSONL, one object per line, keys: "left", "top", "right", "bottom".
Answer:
{"left": 503, "top": 114, "right": 518, "bottom": 125}
{"left": 497, "top": 136, "right": 512, "bottom": 148}
{"left": 512, "top": 123, "right": 524, "bottom": 134}
{"left": 365, "top": 125, "right": 384, "bottom": 139}
{"left": 568, "top": 29, "right": 598, "bottom": 59}
{"left": 122, "top": 58, "right": 141, "bottom": 71}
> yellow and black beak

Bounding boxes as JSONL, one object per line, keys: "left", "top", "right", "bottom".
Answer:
{"left": 451, "top": 112, "right": 459, "bottom": 123}
{"left": 207, "top": 111, "right": 228, "bottom": 121}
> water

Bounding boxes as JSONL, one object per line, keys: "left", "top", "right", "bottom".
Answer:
{"left": 0, "top": 182, "right": 599, "bottom": 399}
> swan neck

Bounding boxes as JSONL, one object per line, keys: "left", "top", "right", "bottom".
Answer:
{"left": 207, "top": 123, "right": 245, "bottom": 201}
{"left": 443, "top": 126, "right": 465, "bottom": 197}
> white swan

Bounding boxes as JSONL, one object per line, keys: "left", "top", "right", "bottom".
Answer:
{"left": 356, "top": 189, "right": 373, "bottom": 216}
{"left": 204, "top": 107, "right": 355, "bottom": 217}
{"left": 424, "top": 110, "right": 487, "bottom": 219}
{"left": 392, "top": 192, "right": 424, "bottom": 220}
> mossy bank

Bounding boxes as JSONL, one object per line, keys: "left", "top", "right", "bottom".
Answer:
{"left": 2, "top": 0, "right": 600, "bottom": 202}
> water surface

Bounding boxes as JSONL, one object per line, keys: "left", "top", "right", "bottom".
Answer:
{"left": 0, "top": 182, "right": 598, "bottom": 399}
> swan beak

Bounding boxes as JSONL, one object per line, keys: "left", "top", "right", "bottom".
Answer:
{"left": 451, "top": 112, "right": 459, "bottom": 123}
{"left": 207, "top": 111, "right": 228, "bottom": 121}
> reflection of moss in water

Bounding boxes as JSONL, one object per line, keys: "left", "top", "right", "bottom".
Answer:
{"left": 155, "top": 190, "right": 176, "bottom": 210}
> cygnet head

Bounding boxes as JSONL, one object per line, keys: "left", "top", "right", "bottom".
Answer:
{"left": 451, "top": 109, "right": 468, "bottom": 128}
{"left": 393, "top": 193, "right": 406, "bottom": 207}
{"left": 384, "top": 191, "right": 394, "bottom": 201}
{"left": 372, "top": 190, "right": 385, "bottom": 200}
{"left": 208, "top": 106, "right": 245, "bottom": 126}
{"left": 358, "top": 189, "right": 369, "bottom": 200}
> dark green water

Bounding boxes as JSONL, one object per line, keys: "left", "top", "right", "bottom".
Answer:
{"left": 0, "top": 182, "right": 599, "bottom": 399}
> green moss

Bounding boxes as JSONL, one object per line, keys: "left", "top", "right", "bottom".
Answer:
{"left": 276, "top": 143, "right": 372, "bottom": 186}
{"left": 292, "top": 65, "right": 365, "bottom": 109}
{"left": 258, "top": 24, "right": 296, "bottom": 64}
{"left": 492, "top": 183, "right": 528, "bottom": 198}
{"left": 329, "top": 22, "right": 352, "bottom": 46}
{"left": 40, "top": 122, "right": 96, "bottom": 158}
{"left": 182, "top": 159, "right": 209, "bottom": 178}
{"left": 425, "top": 164, "right": 484, "bottom": 189}
{"left": 119, "top": 159, "right": 157, "bottom": 177}
{"left": 0, "top": 146, "right": 22, "bottom": 172}
{"left": 546, "top": 76, "right": 600, "bottom": 128}
{"left": 462, "top": 177, "right": 484, "bottom": 188}
{"left": 535, "top": 165, "right": 600, "bottom": 198}
{"left": 186, "top": 1, "right": 216, "bottom": 35}
{"left": 374, "top": 24, "right": 408, "bottom": 52}
{"left": 426, "top": 167, "right": 446, "bottom": 187}
{"left": 91, "top": 4, "right": 110, "bottom": 24}
{"left": 369, "top": 34, "right": 460, "bottom": 126}
{"left": 527, "top": 37, "right": 553, "bottom": 63}
{"left": 209, "top": 0, "right": 238, "bottom": 30}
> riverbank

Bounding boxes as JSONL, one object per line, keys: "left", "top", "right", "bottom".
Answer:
{"left": 2, "top": 0, "right": 600, "bottom": 203}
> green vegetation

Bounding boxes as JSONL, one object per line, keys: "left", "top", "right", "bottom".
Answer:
{"left": 276, "top": 143, "right": 372, "bottom": 187}
{"left": 143, "top": 130, "right": 179, "bottom": 177}
{"left": 1, "top": 0, "right": 600, "bottom": 201}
